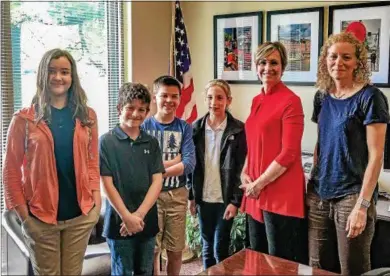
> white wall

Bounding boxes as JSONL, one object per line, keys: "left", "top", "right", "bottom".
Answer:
{"left": 122, "top": 1, "right": 390, "bottom": 187}
{"left": 181, "top": 1, "right": 390, "bottom": 186}
{"left": 124, "top": 2, "right": 172, "bottom": 115}
{"left": 181, "top": 1, "right": 390, "bottom": 150}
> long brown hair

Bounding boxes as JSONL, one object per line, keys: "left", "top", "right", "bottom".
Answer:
{"left": 316, "top": 32, "right": 371, "bottom": 92}
{"left": 32, "top": 48, "right": 92, "bottom": 127}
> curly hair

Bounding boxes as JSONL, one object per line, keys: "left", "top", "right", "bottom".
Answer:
{"left": 316, "top": 32, "right": 371, "bottom": 92}
{"left": 117, "top": 82, "right": 151, "bottom": 113}
{"left": 32, "top": 48, "right": 92, "bottom": 127}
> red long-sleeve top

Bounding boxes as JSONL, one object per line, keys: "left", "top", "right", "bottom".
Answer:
{"left": 241, "top": 81, "right": 305, "bottom": 222}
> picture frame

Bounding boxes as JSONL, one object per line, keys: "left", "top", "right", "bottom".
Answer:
{"left": 301, "top": 151, "right": 314, "bottom": 175}
{"left": 329, "top": 2, "right": 390, "bottom": 87}
{"left": 214, "top": 11, "right": 263, "bottom": 84}
{"left": 267, "top": 7, "right": 324, "bottom": 86}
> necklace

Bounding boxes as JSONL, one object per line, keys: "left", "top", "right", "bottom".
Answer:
{"left": 333, "top": 93, "right": 346, "bottom": 99}
{"left": 333, "top": 82, "right": 359, "bottom": 99}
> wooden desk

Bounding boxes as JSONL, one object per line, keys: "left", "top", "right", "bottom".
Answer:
{"left": 198, "top": 249, "right": 336, "bottom": 275}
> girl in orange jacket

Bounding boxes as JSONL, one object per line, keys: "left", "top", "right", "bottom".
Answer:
{"left": 3, "top": 48, "right": 101, "bottom": 275}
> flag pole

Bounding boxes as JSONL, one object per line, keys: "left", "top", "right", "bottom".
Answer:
{"left": 169, "top": 1, "right": 176, "bottom": 77}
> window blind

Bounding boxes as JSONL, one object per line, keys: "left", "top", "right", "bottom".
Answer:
{"left": 107, "top": 1, "right": 124, "bottom": 130}
{"left": 1, "top": 2, "right": 14, "bottom": 214}
{"left": 1, "top": 3, "right": 14, "bottom": 273}
{"left": 0, "top": 2, "right": 124, "bottom": 273}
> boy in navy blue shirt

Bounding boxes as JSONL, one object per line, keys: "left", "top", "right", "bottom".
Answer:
{"left": 99, "top": 82, "right": 164, "bottom": 275}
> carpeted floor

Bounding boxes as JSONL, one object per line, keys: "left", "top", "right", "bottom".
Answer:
{"left": 160, "top": 257, "right": 203, "bottom": 275}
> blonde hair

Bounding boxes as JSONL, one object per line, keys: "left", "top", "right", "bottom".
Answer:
{"left": 204, "top": 79, "right": 232, "bottom": 98}
{"left": 316, "top": 32, "right": 371, "bottom": 92}
{"left": 254, "top": 42, "right": 288, "bottom": 71}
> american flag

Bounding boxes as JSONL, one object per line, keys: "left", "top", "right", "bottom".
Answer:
{"left": 169, "top": 1, "right": 197, "bottom": 123}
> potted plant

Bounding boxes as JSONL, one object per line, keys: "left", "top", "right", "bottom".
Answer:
{"left": 185, "top": 212, "right": 202, "bottom": 258}
{"left": 185, "top": 210, "right": 247, "bottom": 258}
{"left": 229, "top": 211, "right": 246, "bottom": 254}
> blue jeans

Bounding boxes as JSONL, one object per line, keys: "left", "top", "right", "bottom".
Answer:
{"left": 106, "top": 237, "right": 155, "bottom": 276}
{"left": 197, "top": 202, "right": 234, "bottom": 269}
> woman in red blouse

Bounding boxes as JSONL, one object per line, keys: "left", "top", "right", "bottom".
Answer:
{"left": 240, "top": 42, "right": 306, "bottom": 263}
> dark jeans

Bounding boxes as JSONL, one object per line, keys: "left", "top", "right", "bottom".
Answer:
{"left": 106, "top": 236, "right": 155, "bottom": 276}
{"left": 197, "top": 202, "right": 234, "bottom": 269}
{"left": 247, "top": 214, "right": 268, "bottom": 254}
{"left": 307, "top": 190, "right": 376, "bottom": 275}
{"left": 247, "top": 211, "right": 307, "bottom": 264}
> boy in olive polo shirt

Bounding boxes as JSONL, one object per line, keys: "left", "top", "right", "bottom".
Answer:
{"left": 99, "top": 82, "right": 164, "bottom": 275}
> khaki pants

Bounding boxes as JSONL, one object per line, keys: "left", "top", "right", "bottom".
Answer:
{"left": 155, "top": 186, "right": 188, "bottom": 252}
{"left": 21, "top": 206, "right": 100, "bottom": 275}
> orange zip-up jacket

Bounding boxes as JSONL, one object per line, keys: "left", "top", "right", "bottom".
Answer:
{"left": 3, "top": 105, "right": 100, "bottom": 225}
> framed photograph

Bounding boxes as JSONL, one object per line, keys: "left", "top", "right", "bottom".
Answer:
{"left": 214, "top": 11, "right": 263, "bottom": 84}
{"left": 329, "top": 2, "right": 390, "bottom": 87}
{"left": 301, "top": 151, "right": 314, "bottom": 175}
{"left": 267, "top": 7, "right": 324, "bottom": 85}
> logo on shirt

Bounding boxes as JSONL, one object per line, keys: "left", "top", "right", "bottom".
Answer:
{"left": 163, "top": 131, "right": 181, "bottom": 153}
{"left": 144, "top": 149, "right": 150, "bottom": 154}
{"left": 145, "top": 129, "right": 182, "bottom": 188}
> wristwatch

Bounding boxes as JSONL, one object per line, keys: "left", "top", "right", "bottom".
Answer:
{"left": 357, "top": 197, "right": 371, "bottom": 209}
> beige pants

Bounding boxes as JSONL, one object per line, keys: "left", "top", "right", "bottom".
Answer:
{"left": 21, "top": 206, "right": 100, "bottom": 275}
{"left": 155, "top": 186, "right": 188, "bottom": 252}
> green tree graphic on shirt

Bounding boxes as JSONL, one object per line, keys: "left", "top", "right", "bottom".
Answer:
{"left": 167, "top": 133, "right": 177, "bottom": 152}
